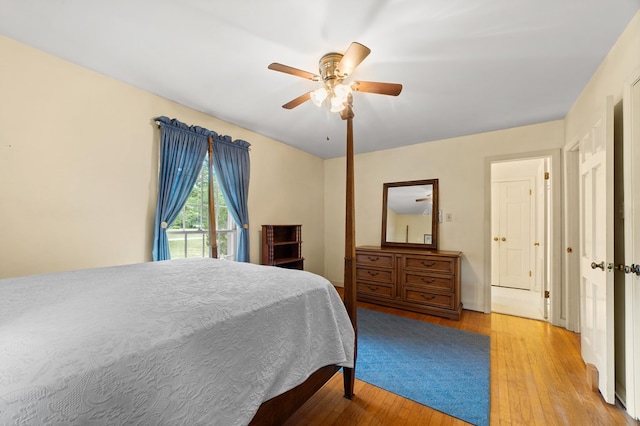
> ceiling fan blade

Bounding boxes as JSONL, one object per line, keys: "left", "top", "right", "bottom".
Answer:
{"left": 268, "top": 63, "right": 320, "bottom": 81}
{"left": 282, "top": 92, "right": 311, "bottom": 109}
{"left": 416, "top": 197, "right": 431, "bottom": 202}
{"left": 351, "top": 81, "right": 403, "bottom": 96}
{"left": 336, "top": 42, "right": 371, "bottom": 77}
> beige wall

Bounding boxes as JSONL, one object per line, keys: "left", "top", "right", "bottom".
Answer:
{"left": 565, "top": 12, "right": 640, "bottom": 142}
{"left": 0, "top": 35, "right": 325, "bottom": 278}
{"left": 324, "top": 121, "right": 565, "bottom": 311}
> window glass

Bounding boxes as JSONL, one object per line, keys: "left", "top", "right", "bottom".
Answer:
{"left": 168, "top": 156, "right": 236, "bottom": 260}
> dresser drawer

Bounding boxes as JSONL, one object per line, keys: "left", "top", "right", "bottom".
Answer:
{"left": 356, "top": 267, "right": 394, "bottom": 284}
{"left": 403, "top": 272, "right": 454, "bottom": 292}
{"left": 402, "top": 255, "right": 454, "bottom": 274}
{"left": 356, "top": 251, "right": 394, "bottom": 268}
{"left": 357, "top": 281, "right": 393, "bottom": 299}
{"left": 403, "top": 286, "right": 454, "bottom": 309}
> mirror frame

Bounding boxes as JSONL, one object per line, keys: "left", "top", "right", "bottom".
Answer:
{"left": 381, "top": 178, "right": 439, "bottom": 251}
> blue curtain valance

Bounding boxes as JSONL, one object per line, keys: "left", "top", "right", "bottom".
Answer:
{"left": 154, "top": 116, "right": 251, "bottom": 151}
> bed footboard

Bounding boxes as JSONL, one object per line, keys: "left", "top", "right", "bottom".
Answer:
{"left": 249, "top": 364, "right": 341, "bottom": 425}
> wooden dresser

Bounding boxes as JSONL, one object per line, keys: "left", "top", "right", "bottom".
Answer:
{"left": 355, "top": 246, "right": 462, "bottom": 320}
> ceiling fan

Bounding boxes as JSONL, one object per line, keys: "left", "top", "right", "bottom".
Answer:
{"left": 416, "top": 194, "right": 432, "bottom": 202}
{"left": 268, "top": 42, "right": 402, "bottom": 112}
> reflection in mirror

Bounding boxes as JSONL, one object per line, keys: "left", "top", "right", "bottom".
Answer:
{"left": 386, "top": 185, "right": 433, "bottom": 243}
{"left": 382, "top": 179, "right": 438, "bottom": 250}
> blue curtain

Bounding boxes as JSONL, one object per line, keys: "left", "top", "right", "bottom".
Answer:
{"left": 152, "top": 116, "right": 252, "bottom": 262}
{"left": 211, "top": 135, "right": 251, "bottom": 262}
{"left": 152, "top": 117, "right": 208, "bottom": 261}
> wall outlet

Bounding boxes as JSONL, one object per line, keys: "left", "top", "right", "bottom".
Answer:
{"left": 446, "top": 213, "right": 453, "bottom": 222}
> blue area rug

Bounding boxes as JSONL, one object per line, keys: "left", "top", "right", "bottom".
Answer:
{"left": 356, "top": 308, "right": 490, "bottom": 426}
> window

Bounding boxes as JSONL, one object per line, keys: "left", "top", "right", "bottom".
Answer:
{"left": 167, "top": 156, "right": 237, "bottom": 260}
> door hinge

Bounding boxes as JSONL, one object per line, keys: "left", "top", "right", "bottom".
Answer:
{"left": 544, "top": 290, "right": 550, "bottom": 298}
{"left": 529, "top": 189, "right": 532, "bottom": 195}
{"left": 529, "top": 270, "right": 532, "bottom": 277}
{"left": 544, "top": 172, "right": 550, "bottom": 180}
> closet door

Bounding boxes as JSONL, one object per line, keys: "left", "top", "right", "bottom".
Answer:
{"left": 492, "top": 180, "right": 532, "bottom": 290}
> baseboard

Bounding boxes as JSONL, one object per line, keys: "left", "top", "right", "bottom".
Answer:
{"left": 462, "top": 302, "right": 485, "bottom": 313}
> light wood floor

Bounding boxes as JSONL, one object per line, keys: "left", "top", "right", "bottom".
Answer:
{"left": 284, "top": 298, "right": 639, "bottom": 425}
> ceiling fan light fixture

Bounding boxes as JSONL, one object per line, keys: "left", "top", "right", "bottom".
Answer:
{"left": 330, "top": 95, "right": 346, "bottom": 112}
{"left": 326, "top": 83, "right": 351, "bottom": 112}
{"left": 333, "top": 83, "right": 351, "bottom": 99}
{"left": 310, "top": 87, "right": 328, "bottom": 107}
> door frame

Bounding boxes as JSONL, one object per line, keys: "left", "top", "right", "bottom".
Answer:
{"left": 623, "top": 67, "right": 640, "bottom": 419}
{"left": 563, "top": 141, "right": 581, "bottom": 332}
{"left": 484, "top": 149, "right": 562, "bottom": 326}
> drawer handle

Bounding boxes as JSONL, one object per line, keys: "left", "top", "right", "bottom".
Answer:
{"left": 421, "top": 277, "right": 436, "bottom": 284}
{"left": 421, "top": 261, "right": 436, "bottom": 267}
{"left": 367, "top": 256, "right": 380, "bottom": 262}
{"left": 420, "top": 294, "right": 437, "bottom": 301}
{"left": 366, "top": 285, "right": 380, "bottom": 291}
{"left": 367, "top": 271, "right": 379, "bottom": 277}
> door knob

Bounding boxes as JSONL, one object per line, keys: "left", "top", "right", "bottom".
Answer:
{"left": 615, "top": 264, "right": 628, "bottom": 272}
{"left": 591, "top": 261, "right": 605, "bottom": 271}
{"left": 493, "top": 237, "right": 499, "bottom": 241}
{"left": 501, "top": 237, "right": 506, "bottom": 242}
{"left": 615, "top": 264, "right": 640, "bottom": 275}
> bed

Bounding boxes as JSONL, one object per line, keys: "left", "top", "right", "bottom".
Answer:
{"left": 0, "top": 258, "right": 354, "bottom": 425}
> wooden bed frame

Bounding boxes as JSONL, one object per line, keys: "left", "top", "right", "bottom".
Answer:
{"left": 249, "top": 100, "right": 358, "bottom": 425}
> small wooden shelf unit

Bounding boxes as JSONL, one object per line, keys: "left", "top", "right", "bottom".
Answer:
{"left": 261, "top": 225, "right": 304, "bottom": 270}
{"left": 356, "top": 246, "right": 462, "bottom": 320}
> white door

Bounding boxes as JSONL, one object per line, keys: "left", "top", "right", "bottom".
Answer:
{"left": 494, "top": 180, "right": 532, "bottom": 290}
{"left": 579, "top": 95, "right": 614, "bottom": 404}
{"left": 623, "top": 69, "right": 640, "bottom": 420}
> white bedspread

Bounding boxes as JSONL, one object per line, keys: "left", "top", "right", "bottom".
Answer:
{"left": 0, "top": 258, "right": 354, "bottom": 425}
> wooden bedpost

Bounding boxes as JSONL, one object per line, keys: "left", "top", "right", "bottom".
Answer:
{"left": 341, "top": 95, "right": 356, "bottom": 399}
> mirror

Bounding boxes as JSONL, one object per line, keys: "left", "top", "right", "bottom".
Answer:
{"left": 381, "top": 179, "right": 439, "bottom": 250}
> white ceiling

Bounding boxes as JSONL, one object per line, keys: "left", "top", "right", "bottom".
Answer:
{"left": 2, "top": 1, "right": 639, "bottom": 159}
